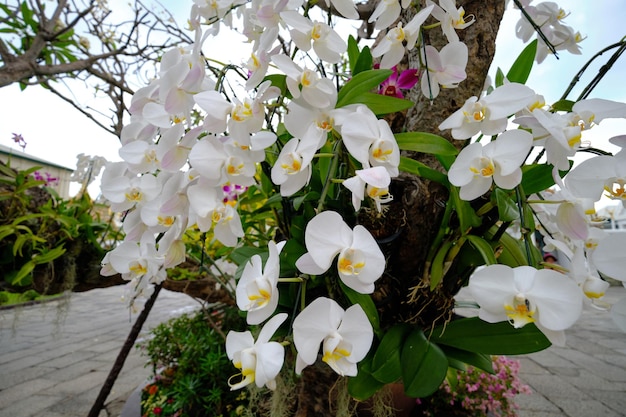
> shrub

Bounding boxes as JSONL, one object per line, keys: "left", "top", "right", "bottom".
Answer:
{"left": 138, "top": 306, "right": 248, "bottom": 417}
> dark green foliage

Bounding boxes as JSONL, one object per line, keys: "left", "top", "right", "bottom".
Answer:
{"left": 139, "top": 308, "right": 248, "bottom": 417}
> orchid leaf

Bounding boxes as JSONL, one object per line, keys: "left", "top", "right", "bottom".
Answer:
{"left": 348, "top": 355, "right": 385, "bottom": 401}
{"left": 399, "top": 157, "right": 450, "bottom": 185}
{"left": 401, "top": 329, "right": 448, "bottom": 398}
{"left": 493, "top": 188, "right": 520, "bottom": 222}
{"left": 371, "top": 324, "right": 411, "bottom": 383}
{"left": 395, "top": 132, "right": 458, "bottom": 156}
{"left": 507, "top": 39, "right": 537, "bottom": 84}
{"left": 432, "top": 317, "right": 551, "bottom": 354}
{"left": 466, "top": 235, "right": 497, "bottom": 266}
{"left": 337, "top": 69, "right": 393, "bottom": 108}
{"left": 348, "top": 92, "right": 413, "bottom": 115}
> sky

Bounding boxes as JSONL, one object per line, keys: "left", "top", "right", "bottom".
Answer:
{"left": 1, "top": 0, "right": 625, "bottom": 197}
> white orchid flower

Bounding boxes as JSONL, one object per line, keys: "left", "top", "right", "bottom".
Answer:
{"left": 448, "top": 129, "right": 533, "bottom": 201}
{"left": 467, "top": 264, "right": 583, "bottom": 333}
{"left": 281, "top": 11, "right": 347, "bottom": 63}
{"left": 188, "top": 136, "right": 257, "bottom": 187}
{"left": 100, "top": 161, "right": 161, "bottom": 212}
{"left": 271, "top": 137, "right": 318, "bottom": 196}
{"left": 438, "top": 83, "right": 536, "bottom": 139}
{"left": 420, "top": 41, "right": 468, "bottom": 99}
{"left": 592, "top": 233, "right": 626, "bottom": 283}
{"left": 368, "top": 0, "right": 411, "bottom": 31}
{"left": 427, "top": 0, "right": 475, "bottom": 42}
{"left": 341, "top": 106, "right": 400, "bottom": 176}
{"left": 226, "top": 313, "right": 288, "bottom": 390}
{"left": 293, "top": 297, "right": 373, "bottom": 376}
{"left": 342, "top": 166, "right": 392, "bottom": 212}
{"left": 295, "top": 211, "right": 385, "bottom": 294}
{"left": 271, "top": 54, "right": 337, "bottom": 108}
{"left": 323, "top": 0, "right": 359, "bottom": 19}
{"left": 107, "top": 240, "right": 166, "bottom": 284}
{"left": 372, "top": 5, "right": 434, "bottom": 69}
{"left": 236, "top": 241, "right": 286, "bottom": 325}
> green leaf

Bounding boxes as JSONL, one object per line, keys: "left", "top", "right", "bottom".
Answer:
{"left": 347, "top": 36, "right": 359, "bottom": 74}
{"left": 339, "top": 280, "right": 380, "bottom": 335}
{"left": 400, "top": 329, "right": 448, "bottom": 398}
{"left": 495, "top": 67, "right": 505, "bottom": 88}
{"left": 32, "top": 246, "right": 66, "bottom": 265}
{"left": 520, "top": 163, "right": 571, "bottom": 195}
{"left": 440, "top": 346, "right": 494, "bottom": 374}
{"left": 486, "top": 226, "right": 529, "bottom": 267}
{"left": 336, "top": 69, "right": 392, "bottom": 108}
{"left": 371, "top": 324, "right": 411, "bottom": 384}
{"left": 399, "top": 157, "right": 450, "bottom": 185}
{"left": 11, "top": 261, "right": 35, "bottom": 286}
{"left": 430, "top": 241, "right": 453, "bottom": 290}
{"left": 493, "top": 188, "right": 520, "bottom": 222}
{"left": 348, "top": 356, "right": 385, "bottom": 401}
{"left": 450, "top": 187, "right": 482, "bottom": 232}
{"left": 346, "top": 92, "right": 413, "bottom": 115}
{"left": 395, "top": 132, "right": 458, "bottom": 156}
{"left": 432, "top": 317, "right": 551, "bottom": 355}
{"left": 465, "top": 235, "right": 497, "bottom": 266}
{"left": 506, "top": 39, "right": 537, "bottom": 84}
{"left": 353, "top": 46, "right": 373, "bottom": 75}
{"left": 551, "top": 99, "right": 575, "bottom": 112}
{"left": 228, "top": 246, "right": 266, "bottom": 266}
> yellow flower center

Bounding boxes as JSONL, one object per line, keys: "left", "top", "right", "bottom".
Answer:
{"left": 232, "top": 101, "right": 253, "bottom": 122}
{"left": 504, "top": 294, "right": 536, "bottom": 328}
{"left": 281, "top": 153, "right": 302, "bottom": 174}
{"left": 129, "top": 261, "right": 147, "bottom": 277}
{"left": 338, "top": 249, "right": 366, "bottom": 276}
{"left": 470, "top": 157, "right": 495, "bottom": 178}
{"left": 157, "top": 216, "right": 175, "bottom": 227}
{"left": 125, "top": 188, "right": 143, "bottom": 202}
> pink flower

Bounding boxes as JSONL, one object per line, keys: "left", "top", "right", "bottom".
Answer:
{"left": 378, "top": 66, "right": 419, "bottom": 98}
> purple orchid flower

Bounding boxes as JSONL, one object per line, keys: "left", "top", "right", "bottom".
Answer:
{"left": 378, "top": 66, "right": 419, "bottom": 98}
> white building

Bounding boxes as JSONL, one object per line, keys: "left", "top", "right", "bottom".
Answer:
{"left": 0, "top": 143, "right": 73, "bottom": 199}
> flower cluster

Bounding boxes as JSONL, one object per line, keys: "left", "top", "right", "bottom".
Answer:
{"left": 97, "top": 0, "right": 626, "bottom": 400}
{"left": 32, "top": 171, "right": 59, "bottom": 187}
{"left": 416, "top": 356, "right": 532, "bottom": 417}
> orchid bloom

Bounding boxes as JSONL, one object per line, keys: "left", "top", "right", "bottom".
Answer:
{"left": 281, "top": 11, "right": 347, "bottom": 63}
{"left": 226, "top": 313, "right": 288, "bottom": 390}
{"left": 236, "top": 241, "right": 286, "bottom": 325}
{"left": 270, "top": 137, "right": 318, "bottom": 196}
{"left": 592, "top": 232, "right": 626, "bottom": 283}
{"left": 467, "top": 264, "right": 583, "bottom": 333}
{"left": 427, "top": 0, "right": 476, "bottom": 42}
{"left": 565, "top": 154, "right": 626, "bottom": 207}
{"left": 342, "top": 166, "right": 393, "bottom": 212}
{"left": 341, "top": 106, "right": 400, "bottom": 176}
{"left": 420, "top": 41, "right": 468, "bottom": 99}
{"left": 295, "top": 211, "right": 385, "bottom": 294}
{"left": 438, "top": 83, "right": 536, "bottom": 139}
{"left": 378, "top": 66, "right": 419, "bottom": 99}
{"left": 271, "top": 54, "right": 337, "bottom": 108}
{"left": 293, "top": 297, "right": 373, "bottom": 376}
{"left": 368, "top": 0, "right": 411, "bottom": 31}
{"left": 448, "top": 129, "right": 533, "bottom": 201}
{"left": 372, "top": 5, "right": 434, "bottom": 69}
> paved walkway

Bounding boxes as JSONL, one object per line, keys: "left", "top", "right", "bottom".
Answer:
{"left": 0, "top": 287, "right": 196, "bottom": 417}
{"left": 0, "top": 285, "right": 625, "bottom": 417}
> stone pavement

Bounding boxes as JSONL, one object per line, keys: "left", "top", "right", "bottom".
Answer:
{"left": 0, "top": 285, "right": 625, "bottom": 417}
{"left": 515, "top": 285, "right": 626, "bottom": 417}
{"left": 0, "top": 287, "right": 196, "bottom": 417}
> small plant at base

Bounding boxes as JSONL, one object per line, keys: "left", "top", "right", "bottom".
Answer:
{"left": 138, "top": 307, "right": 248, "bottom": 417}
{"left": 415, "top": 356, "right": 532, "bottom": 417}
